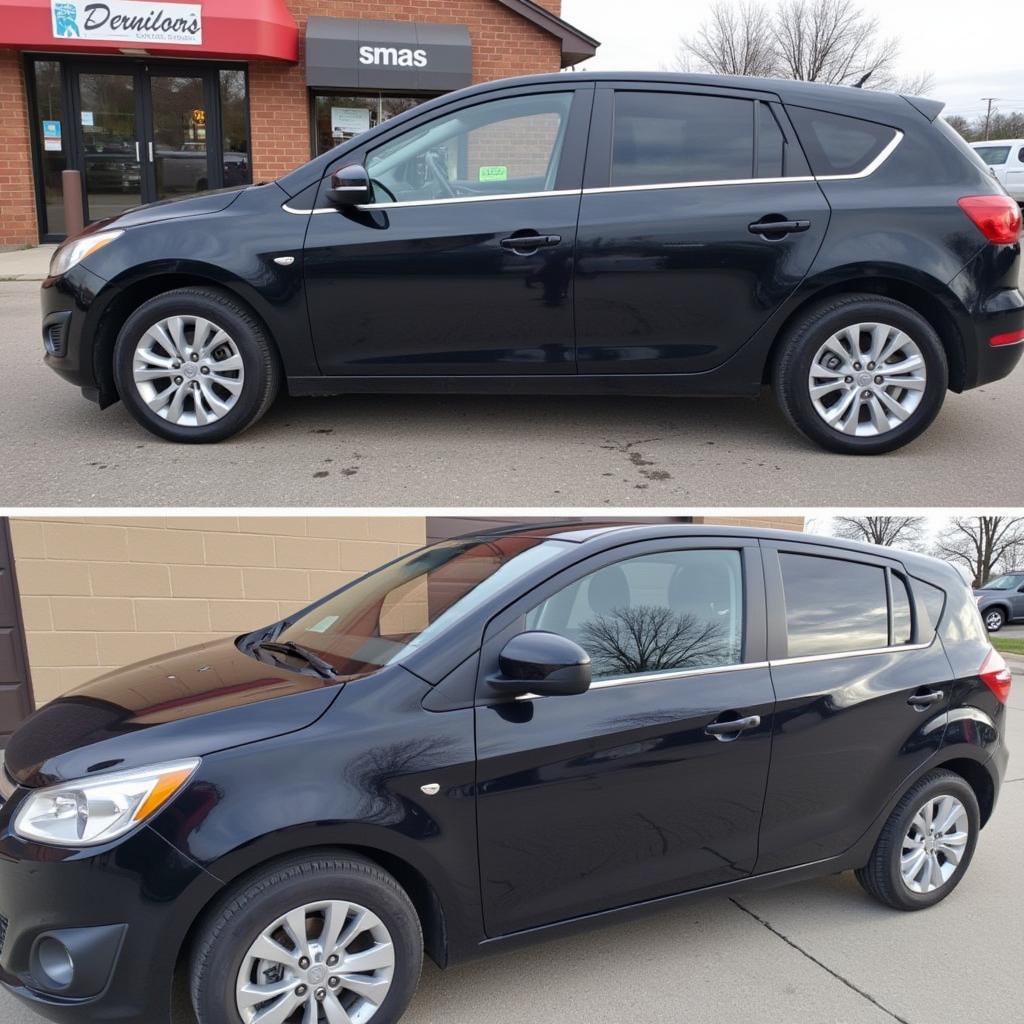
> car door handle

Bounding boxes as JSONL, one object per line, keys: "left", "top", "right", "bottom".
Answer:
{"left": 500, "top": 233, "right": 561, "bottom": 253}
{"left": 748, "top": 218, "right": 811, "bottom": 237}
{"left": 705, "top": 714, "right": 761, "bottom": 738}
{"left": 907, "top": 690, "right": 944, "bottom": 710}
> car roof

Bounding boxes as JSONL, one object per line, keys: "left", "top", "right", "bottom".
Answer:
{"left": 971, "top": 139, "right": 1024, "bottom": 145}
{"left": 448, "top": 521, "right": 959, "bottom": 583}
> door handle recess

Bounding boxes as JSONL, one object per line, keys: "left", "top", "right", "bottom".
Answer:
{"left": 705, "top": 714, "right": 761, "bottom": 739}
{"left": 907, "top": 690, "right": 944, "bottom": 710}
{"left": 748, "top": 218, "right": 811, "bottom": 237}
{"left": 500, "top": 233, "right": 561, "bottom": 253}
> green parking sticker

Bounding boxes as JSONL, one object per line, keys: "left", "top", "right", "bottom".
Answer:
{"left": 479, "top": 165, "right": 508, "bottom": 182}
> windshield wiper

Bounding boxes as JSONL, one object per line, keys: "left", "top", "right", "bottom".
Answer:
{"left": 253, "top": 640, "right": 337, "bottom": 679}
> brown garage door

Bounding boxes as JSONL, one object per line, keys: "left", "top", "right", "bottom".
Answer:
{"left": 0, "top": 520, "right": 34, "bottom": 745}
{"left": 426, "top": 516, "right": 692, "bottom": 543}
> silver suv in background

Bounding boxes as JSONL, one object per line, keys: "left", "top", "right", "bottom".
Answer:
{"left": 975, "top": 570, "right": 1024, "bottom": 631}
{"left": 971, "top": 140, "right": 1024, "bottom": 202}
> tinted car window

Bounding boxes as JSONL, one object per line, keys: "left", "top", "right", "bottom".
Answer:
{"left": 892, "top": 575, "right": 913, "bottom": 645}
{"left": 756, "top": 102, "right": 785, "bottom": 177}
{"left": 787, "top": 106, "right": 896, "bottom": 176}
{"left": 526, "top": 549, "right": 744, "bottom": 680}
{"left": 780, "top": 553, "right": 888, "bottom": 657}
{"left": 914, "top": 579, "right": 947, "bottom": 634}
{"left": 365, "top": 92, "right": 573, "bottom": 202}
{"left": 611, "top": 91, "right": 754, "bottom": 186}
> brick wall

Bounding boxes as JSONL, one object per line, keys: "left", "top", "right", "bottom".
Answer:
{"left": 698, "top": 517, "right": 807, "bottom": 532}
{"left": 10, "top": 516, "right": 426, "bottom": 706}
{"left": 249, "top": 0, "right": 564, "bottom": 182}
{"left": 0, "top": 49, "right": 37, "bottom": 248}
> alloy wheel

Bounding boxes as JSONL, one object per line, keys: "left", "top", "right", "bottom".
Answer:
{"left": 808, "top": 322, "right": 927, "bottom": 437}
{"left": 985, "top": 610, "right": 1004, "bottom": 631}
{"left": 900, "top": 794, "right": 969, "bottom": 894}
{"left": 235, "top": 900, "right": 395, "bottom": 1024}
{"left": 132, "top": 314, "right": 244, "bottom": 427}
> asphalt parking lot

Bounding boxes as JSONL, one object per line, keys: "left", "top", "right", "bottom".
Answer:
{"left": 2, "top": 675, "right": 1021, "bottom": 1024}
{"left": 3, "top": 278, "right": 1024, "bottom": 507}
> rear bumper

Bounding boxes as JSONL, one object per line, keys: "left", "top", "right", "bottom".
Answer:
{"left": 0, "top": 797, "right": 219, "bottom": 1024}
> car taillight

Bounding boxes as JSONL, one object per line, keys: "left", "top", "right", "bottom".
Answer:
{"left": 958, "top": 195, "right": 1022, "bottom": 244}
{"left": 979, "top": 648, "right": 1012, "bottom": 703}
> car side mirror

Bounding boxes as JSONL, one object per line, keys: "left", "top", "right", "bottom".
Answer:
{"left": 327, "top": 164, "right": 373, "bottom": 206}
{"left": 488, "top": 632, "right": 592, "bottom": 698}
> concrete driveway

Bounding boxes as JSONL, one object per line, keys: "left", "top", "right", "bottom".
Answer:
{"left": 2, "top": 689, "right": 1021, "bottom": 1024}
{"left": 3, "top": 278, "right": 1024, "bottom": 507}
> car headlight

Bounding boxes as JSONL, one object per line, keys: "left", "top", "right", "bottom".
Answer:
{"left": 48, "top": 229, "right": 124, "bottom": 278}
{"left": 13, "top": 759, "right": 199, "bottom": 847}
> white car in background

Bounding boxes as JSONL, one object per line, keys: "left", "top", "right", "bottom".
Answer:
{"left": 971, "top": 139, "right": 1024, "bottom": 202}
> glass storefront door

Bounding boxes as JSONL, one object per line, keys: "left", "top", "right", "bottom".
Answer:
{"left": 28, "top": 56, "right": 252, "bottom": 239}
{"left": 76, "top": 70, "right": 144, "bottom": 221}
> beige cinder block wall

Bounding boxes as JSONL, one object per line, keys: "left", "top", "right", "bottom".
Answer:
{"left": 698, "top": 516, "right": 805, "bottom": 532}
{"left": 10, "top": 517, "right": 426, "bottom": 707}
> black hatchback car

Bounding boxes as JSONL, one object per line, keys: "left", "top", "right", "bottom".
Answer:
{"left": 41, "top": 73, "right": 1023, "bottom": 454}
{"left": 0, "top": 523, "right": 1011, "bottom": 1024}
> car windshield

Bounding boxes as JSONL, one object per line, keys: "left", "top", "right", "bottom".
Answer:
{"left": 273, "top": 534, "right": 572, "bottom": 679}
{"left": 979, "top": 573, "right": 1024, "bottom": 591}
{"left": 973, "top": 145, "right": 1011, "bottom": 166}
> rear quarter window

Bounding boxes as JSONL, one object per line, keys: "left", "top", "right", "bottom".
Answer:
{"left": 787, "top": 106, "right": 897, "bottom": 176}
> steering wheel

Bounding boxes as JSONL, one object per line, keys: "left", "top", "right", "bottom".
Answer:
{"left": 425, "top": 150, "right": 456, "bottom": 198}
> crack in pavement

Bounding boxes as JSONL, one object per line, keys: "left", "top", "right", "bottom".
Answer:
{"left": 729, "top": 898, "right": 911, "bottom": 1024}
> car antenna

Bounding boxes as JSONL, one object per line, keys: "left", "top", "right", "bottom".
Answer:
{"left": 853, "top": 71, "right": 873, "bottom": 89}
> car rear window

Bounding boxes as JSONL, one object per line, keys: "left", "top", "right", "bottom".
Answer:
{"left": 780, "top": 553, "right": 889, "bottom": 657}
{"left": 891, "top": 575, "right": 914, "bottom": 645}
{"left": 973, "top": 145, "right": 1011, "bottom": 166}
{"left": 787, "top": 106, "right": 897, "bottom": 176}
{"left": 611, "top": 91, "right": 755, "bottom": 186}
{"left": 913, "top": 579, "right": 947, "bottom": 634}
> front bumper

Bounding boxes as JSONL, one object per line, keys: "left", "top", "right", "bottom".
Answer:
{"left": 0, "top": 788, "right": 219, "bottom": 1024}
{"left": 40, "top": 265, "right": 109, "bottom": 405}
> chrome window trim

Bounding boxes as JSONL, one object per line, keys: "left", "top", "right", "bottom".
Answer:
{"left": 280, "top": 129, "right": 904, "bottom": 216}
{"left": 514, "top": 632, "right": 933, "bottom": 701}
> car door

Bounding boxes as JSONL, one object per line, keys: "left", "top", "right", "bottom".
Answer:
{"left": 302, "top": 84, "right": 592, "bottom": 377}
{"left": 474, "top": 538, "right": 775, "bottom": 937}
{"left": 1010, "top": 576, "right": 1024, "bottom": 620}
{"left": 755, "top": 541, "right": 955, "bottom": 873}
{"left": 574, "top": 84, "right": 830, "bottom": 376}
{"left": 1006, "top": 146, "right": 1024, "bottom": 200}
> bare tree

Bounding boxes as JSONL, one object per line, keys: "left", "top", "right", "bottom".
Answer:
{"left": 773, "top": 0, "right": 899, "bottom": 85}
{"left": 681, "top": 1, "right": 779, "bottom": 76}
{"left": 894, "top": 71, "right": 936, "bottom": 96}
{"left": 579, "top": 606, "right": 736, "bottom": 676}
{"left": 831, "top": 516, "right": 926, "bottom": 549}
{"left": 933, "top": 517, "right": 1024, "bottom": 587}
{"left": 680, "top": 0, "right": 921, "bottom": 91}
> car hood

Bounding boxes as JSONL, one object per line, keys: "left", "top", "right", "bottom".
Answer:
{"left": 3, "top": 637, "right": 343, "bottom": 788}
{"left": 99, "top": 184, "right": 249, "bottom": 231}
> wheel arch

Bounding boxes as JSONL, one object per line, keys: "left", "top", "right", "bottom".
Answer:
{"left": 87, "top": 269, "right": 283, "bottom": 407}
{"left": 766, "top": 273, "right": 970, "bottom": 392}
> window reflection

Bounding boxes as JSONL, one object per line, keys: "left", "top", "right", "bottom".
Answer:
{"left": 219, "top": 69, "right": 251, "bottom": 186}
{"left": 527, "top": 550, "right": 744, "bottom": 680}
{"left": 33, "top": 60, "right": 66, "bottom": 235}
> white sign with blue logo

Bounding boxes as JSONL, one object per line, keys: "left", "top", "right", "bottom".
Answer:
{"left": 42, "top": 120, "right": 62, "bottom": 151}
{"left": 51, "top": 1, "right": 203, "bottom": 46}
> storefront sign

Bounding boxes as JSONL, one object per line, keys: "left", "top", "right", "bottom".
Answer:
{"left": 306, "top": 17, "right": 472, "bottom": 93}
{"left": 42, "top": 119, "right": 62, "bottom": 151}
{"left": 50, "top": 1, "right": 203, "bottom": 46}
{"left": 331, "top": 107, "right": 371, "bottom": 140}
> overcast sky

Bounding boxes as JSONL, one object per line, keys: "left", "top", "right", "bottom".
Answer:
{"left": 562, "top": 0, "right": 1024, "bottom": 119}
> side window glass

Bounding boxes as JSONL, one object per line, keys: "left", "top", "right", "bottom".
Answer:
{"left": 787, "top": 106, "right": 897, "bottom": 176}
{"left": 914, "top": 579, "right": 946, "bottom": 635}
{"left": 365, "top": 92, "right": 573, "bottom": 203}
{"left": 611, "top": 91, "right": 754, "bottom": 186}
{"left": 891, "top": 575, "right": 913, "bottom": 645}
{"left": 526, "top": 550, "right": 744, "bottom": 681}
{"left": 756, "top": 102, "right": 785, "bottom": 177}
{"left": 780, "top": 553, "right": 888, "bottom": 657}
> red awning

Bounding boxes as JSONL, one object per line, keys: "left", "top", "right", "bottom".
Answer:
{"left": 0, "top": 0, "right": 298, "bottom": 62}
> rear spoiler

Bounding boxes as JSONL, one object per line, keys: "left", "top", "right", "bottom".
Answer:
{"left": 903, "top": 95, "right": 946, "bottom": 122}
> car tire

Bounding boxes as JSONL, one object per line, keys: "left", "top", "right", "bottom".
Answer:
{"left": 855, "top": 769, "right": 979, "bottom": 911}
{"left": 772, "top": 294, "right": 949, "bottom": 455}
{"left": 190, "top": 851, "right": 423, "bottom": 1024}
{"left": 983, "top": 607, "right": 1006, "bottom": 632}
{"left": 113, "top": 286, "right": 280, "bottom": 443}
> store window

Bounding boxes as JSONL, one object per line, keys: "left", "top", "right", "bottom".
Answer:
{"left": 32, "top": 60, "right": 67, "bottom": 236}
{"left": 220, "top": 69, "right": 252, "bottom": 187}
{"left": 312, "top": 92, "right": 426, "bottom": 156}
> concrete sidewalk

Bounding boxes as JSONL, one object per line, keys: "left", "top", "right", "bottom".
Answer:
{"left": 0, "top": 246, "right": 57, "bottom": 281}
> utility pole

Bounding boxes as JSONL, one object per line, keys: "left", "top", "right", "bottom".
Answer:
{"left": 982, "top": 97, "right": 1000, "bottom": 140}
